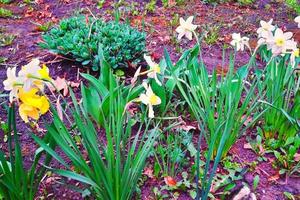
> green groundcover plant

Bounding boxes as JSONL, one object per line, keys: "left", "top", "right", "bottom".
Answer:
{"left": 40, "top": 15, "right": 146, "bottom": 70}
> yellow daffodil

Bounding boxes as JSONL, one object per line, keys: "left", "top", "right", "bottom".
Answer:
{"left": 19, "top": 103, "right": 40, "bottom": 123}
{"left": 3, "top": 67, "right": 23, "bottom": 102}
{"left": 230, "top": 33, "right": 250, "bottom": 51}
{"left": 18, "top": 88, "right": 50, "bottom": 123}
{"left": 176, "top": 16, "right": 197, "bottom": 40}
{"left": 295, "top": 16, "right": 300, "bottom": 28}
{"left": 138, "top": 82, "right": 161, "bottom": 118}
{"left": 266, "top": 28, "right": 293, "bottom": 56}
{"left": 257, "top": 19, "right": 275, "bottom": 38}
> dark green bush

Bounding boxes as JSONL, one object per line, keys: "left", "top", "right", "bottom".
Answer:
{"left": 40, "top": 15, "right": 146, "bottom": 70}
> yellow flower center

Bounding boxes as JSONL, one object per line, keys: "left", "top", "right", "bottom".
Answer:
{"left": 149, "top": 94, "right": 159, "bottom": 105}
{"left": 275, "top": 38, "right": 285, "bottom": 47}
{"left": 293, "top": 49, "right": 299, "bottom": 57}
{"left": 153, "top": 65, "right": 161, "bottom": 73}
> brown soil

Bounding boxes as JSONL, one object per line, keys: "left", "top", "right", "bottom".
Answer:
{"left": 0, "top": 0, "right": 299, "bottom": 199}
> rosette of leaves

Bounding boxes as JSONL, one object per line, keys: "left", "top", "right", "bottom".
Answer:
{"left": 39, "top": 15, "right": 146, "bottom": 70}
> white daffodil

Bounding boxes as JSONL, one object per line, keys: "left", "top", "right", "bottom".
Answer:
{"left": 176, "top": 16, "right": 197, "bottom": 40}
{"left": 257, "top": 19, "right": 275, "bottom": 38}
{"left": 230, "top": 33, "right": 250, "bottom": 51}
{"left": 266, "top": 28, "right": 293, "bottom": 56}
{"left": 18, "top": 58, "right": 42, "bottom": 91}
{"left": 3, "top": 67, "right": 23, "bottom": 102}
{"left": 295, "top": 16, "right": 300, "bottom": 28}
{"left": 139, "top": 82, "right": 161, "bottom": 118}
{"left": 144, "top": 55, "right": 162, "bottom": 86}
{"left": 284, "top": 40, "right": 299, "bottom": 67}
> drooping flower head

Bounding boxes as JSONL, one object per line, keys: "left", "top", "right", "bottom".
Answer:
{"left": 131, "top": 55, "right": 162, "bottom": 86}
{"left": 230, "top": 33, "right": 250, "bottom": 51}
{"left": 2, "top": 58, "right": 52, "bottom": 123}
{"left": 144, "top": 55, "right": 162, "bottom": 86}
{"left": 176, "top": 16, "right": 198, "bottom": 40}
{"left": 18, "top": 58, "right": 42, "bottom": 91}
{"left": 3, "top": 67, "right": 24, "bottom": 102}
{"left": 18, "top": 88, "right": 50, "bottom": 123}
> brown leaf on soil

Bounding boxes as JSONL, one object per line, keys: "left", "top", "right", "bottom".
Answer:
{"left": 173, "top": 117, "right": 197, "bottom": 132}
{"left": 243, "top": 143, "right": 252, "bottom": 150}
{"left": 164, "top": 176, "right": 177, "bottom": 187}
{"left": 45, "top": 175, "right": 61, "bottom": 184}
{"left": 168, "top": 0, "right": 176, "bottom": 6}
{"left": 294, "top": 153, "right": 300, "bottom": 162}
{"left": 232, "top": 186, "right": 251, "bottom": 200}
{"left": 143, "top": 167, "right": 154, "bottom": 178}
{"left": 130, "top": 16, "right": 143, "bottom": 27}
{"left": 69, "top": 81, "right": 80, "bottom": 88}
{"left": 49, "top": 77, "right": 69, "bottom": 96}
{"left": 215, "top": 65, "right": 229, "bottom": 76}
{"left": 267, "top": 172, "right": 280, "bottom": 182}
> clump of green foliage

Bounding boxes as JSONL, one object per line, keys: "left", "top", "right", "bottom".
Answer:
{"left": 0, "top": 33, "right": 15, "bottom": 47}
{"left": 0, "top": 8, "right": 13, "bottom": 18}
{"left": 40, "top": 15, "right": 146, "bottom": 70}
{"left": 0, "top": 0, "right": 12, "bottom": 4}
{"left": 285, "top": 0, "right": 300, "bottom": 14}
{"left": 237, "top": 0, "right": 254, "bottom": 5}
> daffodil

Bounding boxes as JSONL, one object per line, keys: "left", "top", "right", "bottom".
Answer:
{"left": 295, "top": 16, "right": 300, "bottom": 28}
{"left": 19, "top": 103, "right": 40, "bottom": 123}
{"left": 139, "top": 83, "right": 161, "bottom": 118}
{"left": 144, "top": 55, "right": 162, "bottom": 86}
{"left": 266, "top": 28, "right": 294, "bottom": 56}
{"left": 176, "top": 16, "right": 197, "bottom": 40}
{"left": 131, "top": 55, "right": 162, "bottom": 86}
{"left": 18, "top": 88, "right": 50, "bottom": 123}
{"left": 38, "top": 64, "right": 52, "bottom": 81}
{"left": 3, "top": 67, "right": 23, "bottom": 102}
{"left": 257, "top": 19, "right": 275, "bottom": 38}
{"left": 18, "top": 58, "right": 42, "bottom": 91}
{"left": 230, "top": 33, "right": 250, "bottom": 51}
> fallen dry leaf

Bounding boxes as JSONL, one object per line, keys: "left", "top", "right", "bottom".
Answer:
{"left": 294, "top": 153, "right": 300, "bottom": 162}
{"left": 143, "top": 167, "right": 154, "bottom": 179}
{"left": 164, "top": 176, "right": 177, "bottom": 187}
{"left": 233, "top": 186, "right": 251, "bottom": 200}
{"left": 267, "top": 172, "right": 280, "bottom": 182}
{"left": 243, "top": 143, "right": 252, "bottom": 150}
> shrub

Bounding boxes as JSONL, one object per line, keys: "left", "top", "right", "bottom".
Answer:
{"left": 40, "top": 15, "right": 146, "bottom": 70}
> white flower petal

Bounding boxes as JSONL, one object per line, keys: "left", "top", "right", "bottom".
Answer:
{"left": 148, "top": 104, "right": 154, "bottom": 118}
